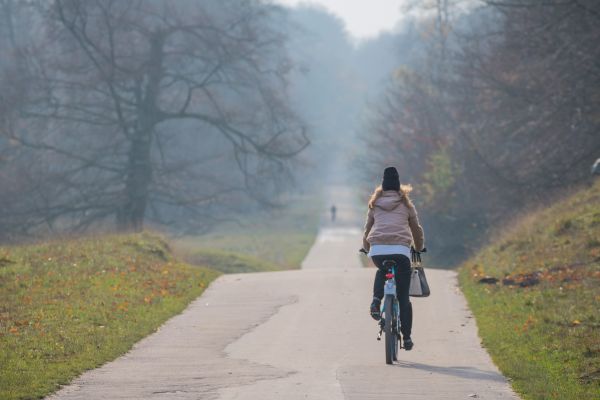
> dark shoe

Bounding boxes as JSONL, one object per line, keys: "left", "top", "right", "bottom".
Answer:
{"left": 370, "top": 299, "right": 381, "bottom": 321}
{"left": 403, "top": 337, "right": 414, "bottom": 351}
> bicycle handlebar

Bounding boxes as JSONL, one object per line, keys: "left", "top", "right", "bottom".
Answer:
{"left": 411, "top": 247, "right": 427, "bottom": 263}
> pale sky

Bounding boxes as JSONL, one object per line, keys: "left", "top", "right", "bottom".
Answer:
{"left": 274, "top": 0, "right": 405, "bottom": 39}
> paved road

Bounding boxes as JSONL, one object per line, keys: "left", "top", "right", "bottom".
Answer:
{"left": 48, "top": 195, "right": 519, "bottom": 399}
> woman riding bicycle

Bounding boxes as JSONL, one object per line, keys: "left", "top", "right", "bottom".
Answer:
{"left": 362, "top": 166, "right": 425, "bottom": 351}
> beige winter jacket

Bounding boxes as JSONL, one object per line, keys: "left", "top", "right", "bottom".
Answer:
{"left": 362, "top": 191, "right": 425, "bottom": 252}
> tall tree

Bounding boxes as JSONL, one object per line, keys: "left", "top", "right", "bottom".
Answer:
{"left": 6, "top": 0, "right": 308, "bottom": 234}
{"left": 362, "top": 0, "right": 600, "bottom": 265}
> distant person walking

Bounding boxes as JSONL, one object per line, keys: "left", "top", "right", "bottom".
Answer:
{"left": 330, "top": 204, "right": 337, "bottom": 222}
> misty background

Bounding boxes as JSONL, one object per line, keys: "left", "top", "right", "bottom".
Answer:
{"left": 1, "top": 0, "right": 599, "bottom": 267}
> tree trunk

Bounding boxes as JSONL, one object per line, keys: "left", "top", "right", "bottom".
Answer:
{"left": 118, "top": 135, "right": 153, "bottom": 231}
{"left": 117, "top": 32, "right": 164, "bottom": 232}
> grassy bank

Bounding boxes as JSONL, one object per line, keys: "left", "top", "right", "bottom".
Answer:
{"left": 174, "top": 193, "right": 321, "bottom": 270}
{"left": 459, "top": 181, "right": 600, "bottom": 399}
{"left": 182, "top": 248, "right": 279, "bottom": 274}
{"left": 0, "top": 233, "right": 220, "bottom": 400}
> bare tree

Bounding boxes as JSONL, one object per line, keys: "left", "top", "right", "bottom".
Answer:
{"left": 454, "top": 0, "right": 600, "bottom": 189}
{"left": 362, "top": 0, "right": 600, "bottom": 265}
{"left": 5, "top": 0, "right": 308, "bottom": 235}
{"left": 0, "top": 0, "right": 49, "bottom": 240}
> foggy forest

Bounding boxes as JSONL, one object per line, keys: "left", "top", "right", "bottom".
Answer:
{"left": 2, "top": 0, "right": 598, "bottom": 265}
{"left": 1, "top": 1, "right": 599, "bottom": 399}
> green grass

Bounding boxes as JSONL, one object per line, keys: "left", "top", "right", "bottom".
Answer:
{"left": 0, "top": 232, "right": 220, "bottom": 400}
{"left": 181, "top": 248, "right": 278, "bottom": 274}
{"left": 0, "top": 192, "right": 322, "bottom": 399}
{"left": 459, "top": 181, "right": 600, "bottom": 399}
{"left": 174, "top": 193, "right": 321, "bottom": 270}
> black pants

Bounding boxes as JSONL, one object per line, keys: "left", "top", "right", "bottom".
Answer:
{"left": 371, "top": 254, "right": 412, "bottom": 338}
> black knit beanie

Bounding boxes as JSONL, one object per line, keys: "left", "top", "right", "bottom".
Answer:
{"left": 382, "top": 166, "right": 400, "bottom": 191}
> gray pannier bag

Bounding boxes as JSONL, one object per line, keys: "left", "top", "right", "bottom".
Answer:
{"left": 409, "top": 248, "right": 430, "bottom": 297}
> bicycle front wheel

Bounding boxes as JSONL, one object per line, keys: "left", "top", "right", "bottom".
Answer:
{"left": 392, "top": 299, "right": 399, "bottom": 361}
{"left": 383, "top": 295, "right": 396, "bottom": 365}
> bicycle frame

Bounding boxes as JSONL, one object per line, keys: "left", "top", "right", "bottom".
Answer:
{"left": 383, "top": 265, "right": 397, "bottom": 296}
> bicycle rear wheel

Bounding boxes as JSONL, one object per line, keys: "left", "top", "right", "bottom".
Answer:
{"left": 383, "top": 295, "right": 396, "bottom": 364}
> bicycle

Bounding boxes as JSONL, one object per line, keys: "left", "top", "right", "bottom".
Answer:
{"left": 359, "top": 249, "right": 400, "bottom": 364}
{"left": 360, "top": 247, "right": 427, "bottom": 365}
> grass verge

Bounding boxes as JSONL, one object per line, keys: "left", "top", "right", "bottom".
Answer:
{"left": 0, "top": 232, "right": 220, "bottom": 400}
{"left": 174, "top": 193, "right": 321, "bottom": 270}
{"left": 181, "top": 248, "right": 278, "bottom": 274}
{"left": 459, "top": 181, "right": 600, "bottom": 399}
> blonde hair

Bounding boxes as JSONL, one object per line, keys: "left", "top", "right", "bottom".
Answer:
{"left": 368, "top": 184, "right": 414, "bottom": 209}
